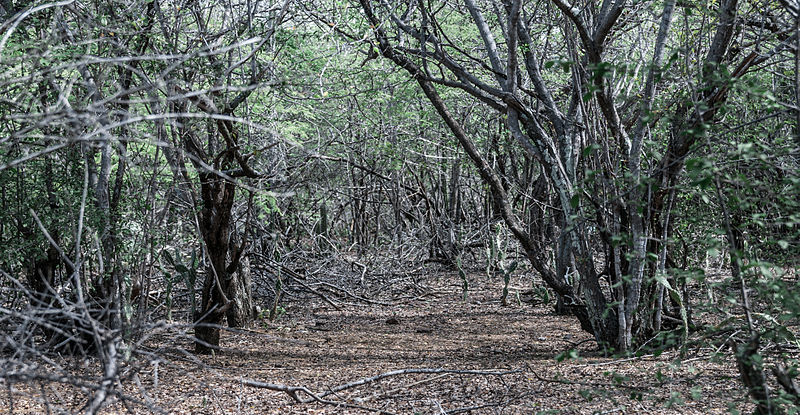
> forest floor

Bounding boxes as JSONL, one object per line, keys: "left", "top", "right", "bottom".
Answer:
{"left": 5, "top": 268, "right": 752, "bottom": 414}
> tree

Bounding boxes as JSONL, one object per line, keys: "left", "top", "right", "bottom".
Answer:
{"left": 148, "top": 0, "right": 292, "bottom": 352}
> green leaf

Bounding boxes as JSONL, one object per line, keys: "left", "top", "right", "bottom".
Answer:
{"left": 654, "top": 273, "right": 688, "bottom": 342}
{"left": 570, "top": 194, "right": 581, "bottom": 209}
{"left": 507, "top": 261, "right": 518, "bottom": 274}
{"left": 556, "top": 349, "right": 579, "bottom": 362}
{"left": 581, "top": 143, "right": 601, "bottom": 157}
{"left": 162, "top": 250, "right": 175, "bottom": 266}
{"left": 578, "top": 389, "right": 593, "bottom": 400}
{"left": 690, "top": 387, "right": 702, "bottom": 400}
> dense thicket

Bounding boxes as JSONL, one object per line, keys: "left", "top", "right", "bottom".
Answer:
{"left": 1, "top": 0, "right": 798, "bottom": 412}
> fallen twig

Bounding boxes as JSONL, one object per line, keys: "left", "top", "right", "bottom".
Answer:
{"left": 360, "top": 373, "right": 451, "bottom": 402}
{"left": 314, "top": 280, "right": 394, "bottom": 306}
{"left": 530, "top": 370, "right": 648, "bottom": 391}
{"left": 318, "top": 368, "right": 520, "bottom": 398}
{"left": 239, "top": 379, "right": 316, "bottom": 403}
{"left": 575, "top": 353, "right": 653, "bottom": 368}
{"left": 241, "top": 367, "right": 520, "bottom": 412}
{"left": 239, "top": 378, "right": 397, "bottom": 414}
{"left": 252, "top": 253, "right": 342, "bottom": 310}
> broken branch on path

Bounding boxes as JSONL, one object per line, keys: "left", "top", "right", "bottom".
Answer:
{"left": 318, "top": 368, "right": 520, "bottom": 398}
{"left": 313, "top": 280, "right": 394, "bottom": 306}
{"left": 361, "top": 373, "right": 450, "bottom": 402}
{"left": 251, "top": 252, "right": 342, "bottom": 310}
{"left": 241, "top": 367, "right": 520, "bottom": 411}
{"left": 239, "top": 379, "right": 398, "bottom": 414}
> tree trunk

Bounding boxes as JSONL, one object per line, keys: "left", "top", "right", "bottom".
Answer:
{"left": 226, "top": 256, "right": 253, "bottom": 328}
{"left": 194, "top": 172, "right": 253, "bottom": 353}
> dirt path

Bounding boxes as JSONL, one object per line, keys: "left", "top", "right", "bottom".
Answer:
{"left": 7, "top": 271, "right": 749, "bottom": 414}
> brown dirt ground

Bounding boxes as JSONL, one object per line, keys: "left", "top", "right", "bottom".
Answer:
{"left": 3, "top": 270, "right": 752, "bottom": 414}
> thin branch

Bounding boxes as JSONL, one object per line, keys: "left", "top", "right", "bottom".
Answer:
{"left": 242, "top": 368, "right": 520, "bottom": 405}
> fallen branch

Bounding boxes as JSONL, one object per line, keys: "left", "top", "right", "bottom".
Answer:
{"left": 576, "top": 352, "right": 653, "bottom": 367}
{"left": 238, "top": 380, "right": 316, "bottom": 403}
{"left": 361, "top": 373, "right": 450, "bottom": 402}
{"left": 318, "top": 368, "right": 520, "bottom": 398}
{"left": 251, "top": 253, "right": 342, "bottom": 310}
{"left": 288, "top": 277, "right": 342, "bottom": 311}
{"left": 241, "top": 367, "right": 520, "bottom": 412}
{"left": 313, "top": 280, "right": 394, "bottom": 306}
{"left": 530, "top": 370, "right": 649, "bottom": 392}
{"left": 239, "top": 379, "right": 397, "bottom": 415}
